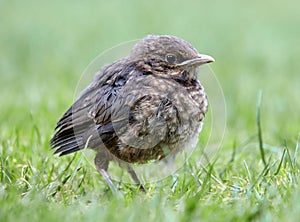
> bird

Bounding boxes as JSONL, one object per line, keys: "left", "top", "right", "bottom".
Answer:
{"left": 50, "top": 35, "right": 215, "bottom": 192}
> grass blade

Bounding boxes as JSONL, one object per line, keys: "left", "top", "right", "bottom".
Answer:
{"left": 274, "top": 148, "right": 287, "bottom": 175}
{"left": 257, "top": 90, "right": 266, "bottom": 167}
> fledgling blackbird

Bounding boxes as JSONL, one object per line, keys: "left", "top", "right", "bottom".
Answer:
{"left": 50, "top": 35, "right": 214, "bottom": 192}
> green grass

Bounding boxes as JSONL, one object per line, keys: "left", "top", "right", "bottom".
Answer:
{"left": 1, "top": 0, "right": 300, "bottom": 221}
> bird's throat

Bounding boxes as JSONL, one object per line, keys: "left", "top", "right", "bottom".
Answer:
{"left": 171, "top": 69, "right": 197, "bottom": 85}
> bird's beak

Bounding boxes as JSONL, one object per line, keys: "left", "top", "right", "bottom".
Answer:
{"left": 177, "top": 54, "right": 215, "bottom": 67}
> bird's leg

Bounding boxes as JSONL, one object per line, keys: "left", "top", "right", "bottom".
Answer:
{"left": 94, "top": 152, "right": 117, "bottom": 194}
{"left": 126, "top": 164, "right": 146, "bottom": 192}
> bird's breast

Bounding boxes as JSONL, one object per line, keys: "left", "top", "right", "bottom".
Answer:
{"left": 108, "top": 74, "right": 207, "bottom": 163}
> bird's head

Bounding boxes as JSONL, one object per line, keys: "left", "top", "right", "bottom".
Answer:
{"left": 129, "top": 35, "right": 215, "bottom": 81}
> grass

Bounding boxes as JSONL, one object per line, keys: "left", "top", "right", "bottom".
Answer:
{"left": 1, "top": 0, "right": 300, "bottom": 221}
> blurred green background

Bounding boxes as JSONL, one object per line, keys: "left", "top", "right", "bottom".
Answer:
{"left": 1, "top": 0, "right": 300, "bottom": 221}
{"left": 1, "top": 0, "right": 299, "bottom": 143}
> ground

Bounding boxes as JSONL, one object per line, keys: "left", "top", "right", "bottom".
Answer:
{"left": 1, "top": 0, "right": 300, "bottom": 221}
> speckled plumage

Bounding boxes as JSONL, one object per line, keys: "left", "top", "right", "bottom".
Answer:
{"left": 50, "top": 35, "right": 214, "bottom": 191}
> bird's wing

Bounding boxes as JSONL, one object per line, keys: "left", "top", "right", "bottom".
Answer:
{"left": 50, "top": 60, "right": 135, "bottom": 156}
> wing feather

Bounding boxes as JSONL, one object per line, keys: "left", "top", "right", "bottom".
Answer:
{"left": 50, "top": 60, "right": 136, "bottom": 155}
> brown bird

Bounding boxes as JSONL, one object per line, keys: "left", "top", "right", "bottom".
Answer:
{"left": 50, "top": 35, "right": 214, "bottom": 192}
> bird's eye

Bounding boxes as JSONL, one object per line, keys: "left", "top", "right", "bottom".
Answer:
{"left": 165, "top": 54, "right": 177, "bottom": 64}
